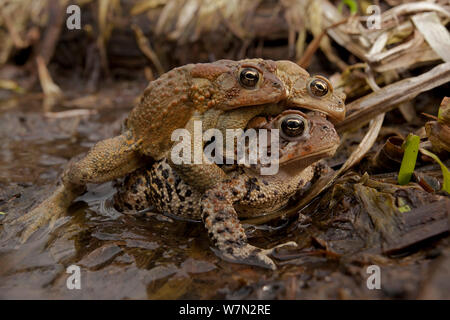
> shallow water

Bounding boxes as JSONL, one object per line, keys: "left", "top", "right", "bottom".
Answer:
{"left": 0, "top": 85, "right": 448, "bottom": 299}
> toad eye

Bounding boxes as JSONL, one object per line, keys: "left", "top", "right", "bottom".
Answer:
{"left": 239, "top": 68, "right": 260, "bottom": 89}
{"left": 308, "top": 77, "right": 330, "bottom": 97}
{"left": 279, "top": 114, "right": 309, "bottom": 139}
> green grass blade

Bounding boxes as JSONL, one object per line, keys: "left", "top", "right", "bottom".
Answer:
{"left": 398, "top": 134, "right": 420, "bottom": 185}
{"left": 338, "top": 0, "right": 358, "bottom": 14}
{"left": 420, "top": 148, "right": 450, "bottom": 193}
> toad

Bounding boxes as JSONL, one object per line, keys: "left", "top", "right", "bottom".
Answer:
{"left": 17, "top": 59, "right": 345, "bottom": 247}
{"left": 114, "top": 110, "right": 341, "bottom": 269}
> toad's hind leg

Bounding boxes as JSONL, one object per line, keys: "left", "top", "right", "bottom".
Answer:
{"left": 15, "top": 131, "right": 146, "bottom": 242}
{"left": 63, "top": 131, "right": 146, "bottom": 186}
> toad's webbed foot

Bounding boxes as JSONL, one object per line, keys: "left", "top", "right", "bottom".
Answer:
{"left": 13, "top": 184, "right": 82, "bottom": 242}
{"left": 212, "top": 242, "right": 297, "bottom": 270}
{"left": 212, "top": 244, "right": 276, "bottom": 270}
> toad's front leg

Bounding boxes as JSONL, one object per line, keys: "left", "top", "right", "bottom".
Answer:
{"left": 201, "top": 177, "right": 296, "bottom": 270}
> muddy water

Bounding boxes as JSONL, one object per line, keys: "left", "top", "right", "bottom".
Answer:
{"left": 0, "top": 87, "right": 274, "bottom": 299}
{"left": 0, "top": 84, "right": 448, "bottom": 299}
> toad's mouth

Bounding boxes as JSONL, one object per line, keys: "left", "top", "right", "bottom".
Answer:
{"left": 287, "top": 102, "right": 345, "bottom": 123}
{"left": 279, "top": 144, "right": 339, "bottom": 170}
{"left": 249, "top": 143, "right": 339, "bottom": 174}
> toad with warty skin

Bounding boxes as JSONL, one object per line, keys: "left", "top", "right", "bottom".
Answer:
{"left": 16, "top": 59, "right": 345, "bottom": 268}
{"left": 114, "top": 110, "right": 341, "bottom": 269}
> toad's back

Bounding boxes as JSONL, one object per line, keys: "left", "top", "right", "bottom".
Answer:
{"left": 126, "top": 65, "right": 195, "bottom": 159}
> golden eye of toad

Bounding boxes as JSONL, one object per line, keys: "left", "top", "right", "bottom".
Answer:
{"left": 309, "top": 79, "right": 329, "bottom": 97}
{"left": 239, "top": 68, "right": 259, "bottom": 88}
{"left": 281, "top": 117, "right": 306, "bottom": 137}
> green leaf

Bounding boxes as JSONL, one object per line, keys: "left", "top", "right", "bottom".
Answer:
{"left": 0, "top": 79, "right": 25, "bottom": 94}
{"left": 0, "top": 212, "right": 5, "bottom": 215}
{"left": 420, "top": 148, "right": 450, "bottom": 193}
{"left": 398, "top": 205, "right": 411, "bottom": 213}
{"left": 398, "top": 134, "right": 420, "bottom": 185}
{"left": 438, "top": 107, "right": 444, "bottom": 121}
{"left": 338, "top": 0, "right": 358, "bottom": 14}
{"left": 397, "top": 197, "right": 411, "bottom": 213}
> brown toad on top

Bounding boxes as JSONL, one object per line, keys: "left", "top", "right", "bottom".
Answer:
{"left": 114, "top": 110, "right": 341, "bottom": 269}
{"left": 17, "top": 59, "right": 345, "bottom": 261}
